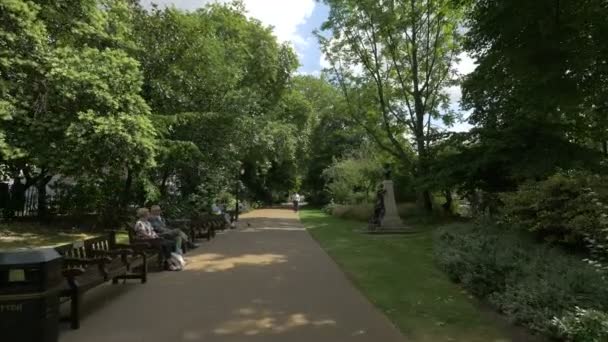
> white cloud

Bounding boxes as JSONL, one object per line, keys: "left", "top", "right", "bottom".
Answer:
{"left": 141, "top": 0, "right": 206, "bottom": 11}
{"left": 455, "top": 52, "right": 477, "bottom": 76}
{"left": 296, "top": 70, "right": 321, "bottom": 77}
{"left": 440, "top": 52, "right": 477, "bottom": 132}
{"left": 241, "top": 0, "right": 315, "bottom": 45}
{"left": 140, "top": 0, "right": 316, "bottom": 50}
{"left": 446, "top": 85, "right": 461, "bottom": 105}
{"left": 319, "top": 53, "right": 331, "bottom": 69}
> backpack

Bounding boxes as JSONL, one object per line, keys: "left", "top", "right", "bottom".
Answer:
{"left": 167, "top": 252, "right": 186, "bottom": 271}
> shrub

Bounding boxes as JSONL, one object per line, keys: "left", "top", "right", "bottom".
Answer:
{"left": 435, "top": 223, "right": 608, "bottom": 337}
{"left": 552, "top": 307, "right": 608, "bottom": 342}
{"left": 322, "top": 145, "right": 384, "bottom": 205}
{"left": 329, "top": 203, "right": 373, "bottom": 222}
{"left": 322, "top": 202, "right": 337, "bottom": 215}
{"left": 500, "top": 171, "right": 608, "bottom": 247}
{"left": 435, "top": 224, "right": 527, "bottom": 297}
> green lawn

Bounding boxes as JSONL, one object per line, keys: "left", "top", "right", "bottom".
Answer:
{"left": 300, "top": 209, "right": 514, "bottom": 342}
{"left": 0, "top": 222, "right": 97, "bottom": 250}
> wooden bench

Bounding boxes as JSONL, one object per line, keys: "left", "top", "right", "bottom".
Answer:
{"left": 55, "top": 234, "right": 147, "bottom": 329}
{"left": 165, "top": 218, "right": 210, "bottom": 242}
{"left": 188, "top": 216, "right": 217, "bottom": 240}
{"left": 124, "top": 223, "right": 195, "bottom": 270}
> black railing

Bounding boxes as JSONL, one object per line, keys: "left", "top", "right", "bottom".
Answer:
{"left": 0, "top": 183, "right": 41, "bottom": 219}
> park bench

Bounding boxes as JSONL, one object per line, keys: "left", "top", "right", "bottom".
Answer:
{"left": 189, "top": 215, "right": 219, "bottom": 240}
{"left": 124, "top": 224, "right": 177, "bottom": 269}
{"left": 166, "top": 217, "right": 212, "bottom": 242}
{"left": 55, "top": 233, "right": 147, "bottom": 329}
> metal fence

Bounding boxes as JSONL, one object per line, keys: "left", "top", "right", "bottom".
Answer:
{"left": 0, "top": 183, "right": 40, "bottom": 218}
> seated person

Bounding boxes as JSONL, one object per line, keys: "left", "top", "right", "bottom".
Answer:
{"left": 134, "top": 208, "right": 179, "bottom": 267}
{"left": 212, "top": 202, "right": 233, "bottom": 227}
{"left": 148, "top": 205, "right": 198, "bottom": 249}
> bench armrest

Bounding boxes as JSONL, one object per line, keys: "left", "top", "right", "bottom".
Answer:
{"left": 63, "top": 256, "right": 112, "bottom": 267}
{"left": 62, "top": 267, "right": 86, "bottom": 278}
{"left": 89, "top": 248, "right": 134, "bottom": 258}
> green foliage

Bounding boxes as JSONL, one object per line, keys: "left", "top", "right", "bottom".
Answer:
{"left": 454, "top": 0, "right": 608, "bottom": 196}
{"left": 0, "top": 0, "right": 156, "bottom": 221}
{"left": 323, "top": 144, "right": 384, "bottom": 205}
{"left": 500, "top": 172, "right": 608, "bottom": 247}
{"left": 133, "top": 3, "right": 303, "bottom": 206}
{"left": 319, "top": 0, "right": 466, "bottom": 211}
{"left": 326, "top": 203, "right": 373, "bottom": 222}
{"left": 435, "top": 223, "right": 608, "bottom": 336}
{"left": 297, "top": 76, "right": 364, "bottom": 205}
{"left": 552, "top": 307, "right": 608, "bottom": 342}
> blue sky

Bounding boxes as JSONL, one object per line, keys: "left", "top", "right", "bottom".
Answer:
{"left": 294, "top": 4, "right": 330, "bottom": 75}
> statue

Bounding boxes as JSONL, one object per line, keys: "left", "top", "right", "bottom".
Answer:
{"left": 383, "top": 163, "right": 392, "bottom": 180}
{"left": 368, "top": 185, "right": 386, "bottom": 231}
{"left": 365, "top": 162, "right": 409, "bottom": 234}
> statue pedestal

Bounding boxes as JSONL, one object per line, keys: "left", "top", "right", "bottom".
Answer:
{"left": 379, "top": 180, "right": 406, "bottom": 231}
{"left": 362, "top": 180, "right": 412, "bottom": 234}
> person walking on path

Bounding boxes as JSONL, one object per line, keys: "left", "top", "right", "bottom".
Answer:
{"left": 292, "top": 192, "right": 301, "bottom": 212}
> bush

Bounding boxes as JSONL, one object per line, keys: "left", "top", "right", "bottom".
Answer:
{"left": 322, "top": 145, "right": 384, "bottom": 205}
{"left": 552, "top": 307, "right": 608, "bottom": 342}
{"left": 329, "top": 203, "right": 373, "bottom": 222}
{"left": 327, "top": 202, "right": 437, "bottom": 223}
{"left": 500, "top": 171, "right": 608, "bottom": 247}
{"left": 435, "top": 223, "right": 608, "bottom": 337}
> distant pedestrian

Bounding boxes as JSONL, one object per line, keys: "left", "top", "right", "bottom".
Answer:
{"left": 292, "top": 192, "right": 301, "bottom": 212}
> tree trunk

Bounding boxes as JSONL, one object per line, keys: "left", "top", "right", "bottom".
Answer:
{"left": 122, "top": 167, "right": 133, "bottom": 207}
{"left": 442, "top": 189, "right": 453, "bottom": 214}
{"left": 8, "top": 178, "right": 25, "bottom": 218}
{"left": 160, "top": 168, "right": 170, "bottom": 197}
{"left": 415, "top": 134, "right": 433, "bottom": 213}
{"left": 421, "top": 190, "right": 433, "bottom": 212}
{"left": 36, "top": 175, "right": 53, "bottom": 220}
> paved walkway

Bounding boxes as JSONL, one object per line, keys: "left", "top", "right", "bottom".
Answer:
{"left": 60, "top": 209, "right": 406, "bottom": 342}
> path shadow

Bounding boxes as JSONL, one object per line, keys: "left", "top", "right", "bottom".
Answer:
{"left": 237, "top": 216, "right": 304, "bottom": 231}
{"left": 58, "top": 281, "right": 139, "bottom": 333}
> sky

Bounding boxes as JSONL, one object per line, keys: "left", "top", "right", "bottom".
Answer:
{"left": 139, "top": 0, "right": 475, "bottom": 131}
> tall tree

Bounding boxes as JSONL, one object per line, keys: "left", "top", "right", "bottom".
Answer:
{"left": 457, "top": 0, "right": 608, "bottom": 195}
{"left": 0, "top": 0, "right": 156, "bottom": 220}
{"left": 292, "top": 75, "right": 366, "bottom": 204}
{"left": 133, "top": 2, "right": 299, "bottom": 204}
{"left": 319, "top": 0, "right": 464, "bottom": 211}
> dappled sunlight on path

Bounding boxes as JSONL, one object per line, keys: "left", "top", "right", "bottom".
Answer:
{"left": 59, "top": 209, "right": 406, "bottom": 342}
{"left": 186, "top": 253, "right": 288, "bottom": 272}
{"left": 212, "top": 308, "right": 337, "bottom": 336}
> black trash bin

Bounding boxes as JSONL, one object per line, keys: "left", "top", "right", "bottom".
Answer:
{"left": 0, "top": 249, "right": 63, "bottom": 342}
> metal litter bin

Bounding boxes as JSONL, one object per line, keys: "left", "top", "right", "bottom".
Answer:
{"left": 0, "top": 249, "right": 63, "bottom": 342}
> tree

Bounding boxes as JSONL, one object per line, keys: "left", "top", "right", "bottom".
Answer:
{"left": 323, "top": 143, "right": 385, "bottom": 204}
{"left": 133, "top": 2, "right": 299, "bottom": 206}
{"left": 455, "top": 0, "right": 608, "bottom": 197}
{"left": 0, "top": 0, "right": 156, "bottom": 220}
{"left": 319, "top": 0, "right": 465, "bottom": 211}
{"left": 292, "top": 75, "right": 366, "bottom": 204}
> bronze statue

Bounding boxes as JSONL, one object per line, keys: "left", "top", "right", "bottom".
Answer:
{"left": 383, "top": 163, "right": 392, "bottom": 180}
{"left": 368, "top": 184, "right": 386, "bottom": 231}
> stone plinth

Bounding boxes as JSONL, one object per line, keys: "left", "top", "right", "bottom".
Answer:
{"left": 380, "top": 180, "right": 404, "bottom": 229}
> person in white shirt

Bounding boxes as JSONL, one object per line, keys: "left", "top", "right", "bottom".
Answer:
{"left": 134, "top": 208, "right": 176, "bottom": 265}
{"left": 292, "top": 193, "right": 301, "bottom": 212}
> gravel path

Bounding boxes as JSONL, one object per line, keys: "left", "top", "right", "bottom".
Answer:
{"left": 60, "top": 209, "right": 406, "bottom": 342}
